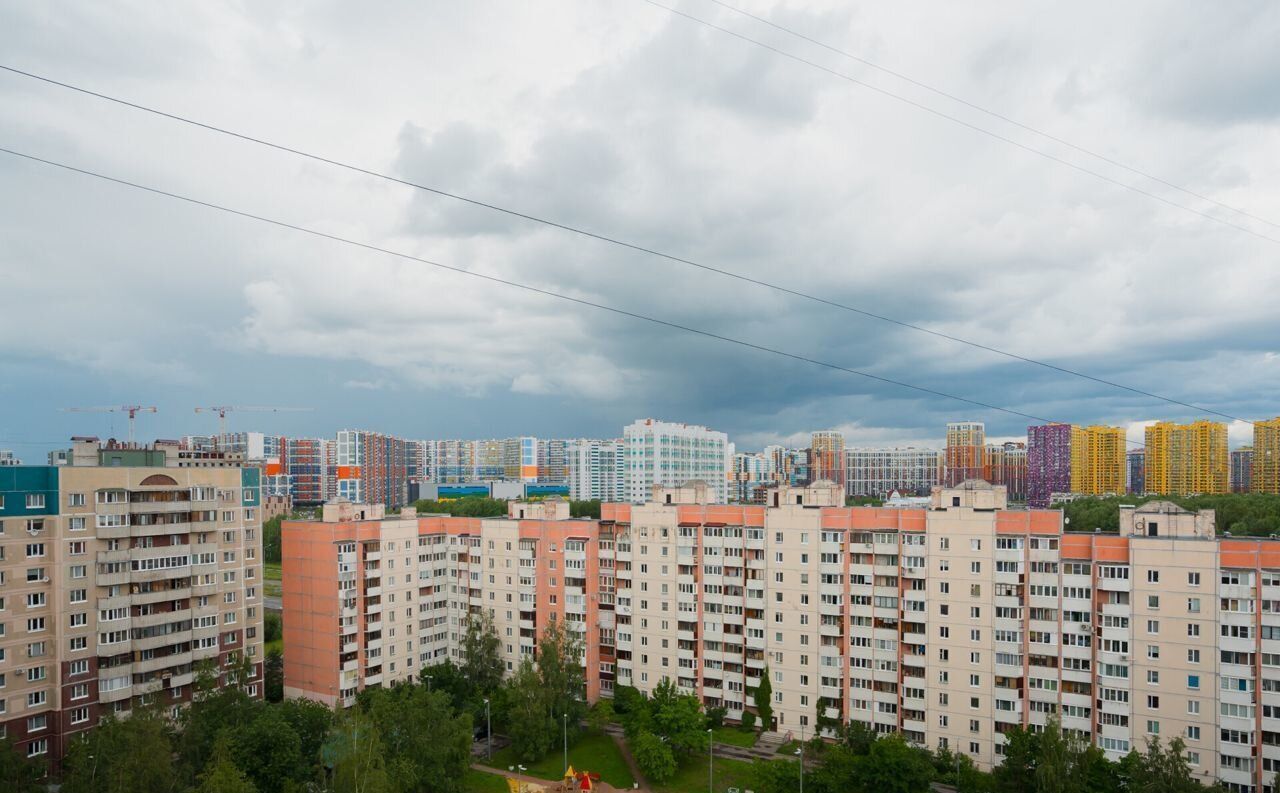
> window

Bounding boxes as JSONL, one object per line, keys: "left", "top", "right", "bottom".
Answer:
{"left": 68, "top": 493, "right": 85, "bottom": 507}
{"left": 25, "top": 494, "right": 45, "bottom": 509}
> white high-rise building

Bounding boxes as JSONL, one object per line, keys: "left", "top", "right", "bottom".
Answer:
{"left": 623, "top": 418, "right": 733, "bottom": 503}
{"left": 845, "top": 447, "right": 944, "bottom": 497}
{"left": 566, "top": 438, "right": 625, "bottom": 501}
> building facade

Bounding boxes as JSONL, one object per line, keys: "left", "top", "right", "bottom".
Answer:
{"left": 1144, "top": 421, "right": 1230, "bottom": 496}
{"left": 985, "top": 441, "right": 1027, "bottom": 502}
{"left": 1071, "top": 425, "right": 1128, "bottom": 498}
{"left": 1255, "top": 419, "right": 1280, "bottom": 495}
{"left": 0, "top": 450, "right": 20, "bottom": 466}
{"left": 623, "top": 419, "right": 732, "bottom": 504}
{"left": 1232, "top": 447, "right": 1255, "bottom": 494}
{"left": 566, "top": 439, "right": 626, "bottom": 502}
{"left": 1128, "top": 450, "right": 1146, "bottom": 495}
{"left": 283, "top": 478, "right": 1280, "bottom": 790}
{"left": 945, "top": 422, "right": 986, "bottom": 486}
{"left": 336, "top": 430, "right": 410, "bottom": 508}
{"left": 0, "top": 438, "right": 264, "bottom": 769}
{"left": 844, "top": 448, "right": 943, "bottom": 498}
{"left": 1027, "top": 424, "right": 1073, "bottom": 508}
{"left": 810, "top": 432, "right": 846, "bottom": 491}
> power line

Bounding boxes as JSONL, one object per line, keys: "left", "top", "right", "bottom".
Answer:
{"left": 702, "top": 0, "right": 1280, "bottom": 232}
{"left": 0, "top": 64, "right": 1251, "bottom": 426}
{"left": 637, "top": 0, "right": 1280, "bottom": 254}
{"left": 0, "top": 144, "right": 1151, "bottom": 446}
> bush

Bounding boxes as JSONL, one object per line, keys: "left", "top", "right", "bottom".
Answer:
{"left": 264, "top": 612, "right": 282, "bottom": 644}
{"left": 741, "top": 711, "right": 757, "bottom": 731}
{"left": 706, "top": 706, "right": 727, "bottom": 729}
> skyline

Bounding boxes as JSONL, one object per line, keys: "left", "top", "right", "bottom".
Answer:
{"left": 3, "top": 1, "right": 1279, "bottom": 456}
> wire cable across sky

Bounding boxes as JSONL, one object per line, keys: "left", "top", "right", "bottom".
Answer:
{"left": 0, "top": 64, "right": 1253, "bottom": 426}
{"left": 700, "top": 0, "right": 1280, "bottom": 232}
{"left": 0, "top": 144, "right": 1159, "bottom": 446}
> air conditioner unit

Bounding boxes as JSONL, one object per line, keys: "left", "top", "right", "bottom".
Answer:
{"left": 15, "top": 668, "right": 26, "bottom": 678}
{"left": 1078, "top": 624, "right": 1091, "bottom": 632}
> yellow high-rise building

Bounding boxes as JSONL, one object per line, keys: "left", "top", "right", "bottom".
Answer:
{"left": 1144, "top": 420, "right": 1229, "bottom": 495}
{"left": 1254, "top": 417, "right": 1280, "bottom": 494}
{"left": 1067, "top": 425, "right": 1126, "bottom": 496}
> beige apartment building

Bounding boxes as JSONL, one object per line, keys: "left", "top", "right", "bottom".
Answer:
{"left": 282, "top": 480, "right": 1280, "bottom": 792}
{"left": 0, "top": 438, "right": 265, "bottom": 769}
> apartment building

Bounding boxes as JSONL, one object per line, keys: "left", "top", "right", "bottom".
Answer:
{"left": 985, "top": 441, "right": 1027, "bottom": 502}
{"left": 844, "top": 447, "right": 943, "bottom": 498}
{"left": 1027, "top": 424, "right": 1072, "bottom": 508}
{"left": 624, "top": 419, "right": 733, "bottom": 504}
{"left": 1145, "top": 420, "right": 1230, "bottom": 496}
{"left": 281, "top": 498, "right": 605, "bottom": 707}
{"left": 336, "top": 430, "right": 410, "bottom": 508}
{"left": 945, "top": 422, "right": 986, "bottom": 486}
{"left": 285, "top": 438, "right": 330, "bottom": 505}
{"left": 1128, "top": 449, "right": 1146, "bottom": 495}
{"left": 1, "top": 450, "right": 20, "bottom": 466}
{"left": 281, "top": 478, "right": 1280, "bottom": 791}
{"left": 1255, "top": 419, "right": 1280, "bottom": 495}
{"left": 810, "top": 432, "right": 846, "bottom": 490}
{"left": 1233, "top": 448, "right": 1255, "bottom": 494}
{"left": 566, "top": 439, "right": 625, "bottom": 502}
{"left": 0, "top": 438, "right": 264, "bottom": 769}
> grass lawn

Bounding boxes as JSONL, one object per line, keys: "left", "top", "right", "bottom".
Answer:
{"left": 777, "top": 740, "right": 801, "bottom": 756}
{"left": 711, "top": 726, "right": 758, "bottom": 748}
{"left": 487, "top": 731, "right": 634, "bottom": 789}
{"left": 466, "top": 768, "right": 510, "bottom": 793}
{"left": 265, "top": 562, "right": 282, "bottom": 598}
{"left": 653, "top": 756, "right": 756, "bottom": 793}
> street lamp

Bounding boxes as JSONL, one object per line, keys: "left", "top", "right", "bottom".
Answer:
{"left": 425, "top": 675, "right": 433, "bottom": 692}
{"left": 707, "top": 728, "right": 714, "bottom": 793}
{"left": 485, "top": 698, "right": 492, "bottom": 761}
{"left": 563, "top": 712, "right": 569, "bottom": 775}
{"left": 795, "top": 725, "right": 805, "bottom": 793}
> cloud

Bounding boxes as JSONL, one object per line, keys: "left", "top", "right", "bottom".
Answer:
{"left": 1, "top": 0, "right": 1278, "bottom": 452}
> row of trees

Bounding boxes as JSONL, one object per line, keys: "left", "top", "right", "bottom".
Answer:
{"left": 1055, "top": 493, "right": 1280, "bottom": 535}
{"left": 745, "top": 718, "right": 1231, "bottom": 793}
{"left": 0, "top": 653, "right": 478, "bottom": 793}
{"left": 411, "top": 497, "right": 601, "bottom": 519}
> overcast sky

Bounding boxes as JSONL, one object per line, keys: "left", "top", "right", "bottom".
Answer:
{"left": 1, "top": 1, "right": 1278, "bottom": 457}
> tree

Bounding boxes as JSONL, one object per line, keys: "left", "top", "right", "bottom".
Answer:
{"left": 360, "top": 684, "right": 473, "bottom": 793}
{"left": 752, "top": 758, "right": 802, "bottom": 793}
{"left": 420, "top": 659, "right": 472, "bottom": 712}
{"left": 263, "top": 516, "right": 282, "bottom": 564}
{"left": 851, "top": 734, "right": 933, "bottom": 793}
{"left": 264, "top": 612, "right": 283, "bottom": 644}
{"left": 1035, "top": 717, "right": 1079, "bottom": 793}
{"left": 1127, "top": 736, "right": 1206, "bottom": 793}
{"left": 197, "top": 736, "right": 258, "bottom": 793}
{"left": 506, "top": 658, "right": 555, "bottom": 762}
{"left": 62, "top": 710, "right": 178, "bottom": 793}
{"left": 276, "top": 697, "right": 334, "bottom": 774}
{"left": 232, "top": 706, "right": 304, "bottom": 793}
{"left": 649, "top": 678, "right": 709, "bottom": 759}
{"left": 612, "top": 684, "right": 645, "bottom": 716}
{"left": 754, "top": 666, "right": 774, "bottom": 731}
{"left": 587, "top": 698, "right": 616, "bottom": 734}
{"left": 328, "top": 708, "right": 394, "bottom": 793}
{"left": 537, "top": 619, "right": 587, "bottom": 743}
{"left": 0, "top": 735, "right": 43, "bottom": 793}
{"left": 265, "top": 649, "right": 284, "bottom": 703}
{"left": 570, "top": 500, "right": 602, "bottom": 519}
{"left": 461, "top": 611, "right": 505, "bottom": 698}
{"left": 993, "top": 726, "right": 1038, "bottom": 793}
{"left": 178, "top": 660, "right": 262, "bottom": 785}
{"left": 631, "top": 730, "right": 677, "bottom": 784}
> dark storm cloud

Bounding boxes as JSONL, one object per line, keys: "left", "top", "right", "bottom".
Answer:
{"left": 1, "top": 0, "right": 1278, "bottom": 455}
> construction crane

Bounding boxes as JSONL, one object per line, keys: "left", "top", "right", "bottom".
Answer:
{"left": 194, "top": 406, "right": 313, "bottom": 436}
{"left": 60, "top": 405, "right": 157, "bottom": 444}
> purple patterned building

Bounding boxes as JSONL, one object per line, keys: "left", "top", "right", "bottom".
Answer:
{"left": 1027, "top": 423, "right": 1073, "bottom": 508}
